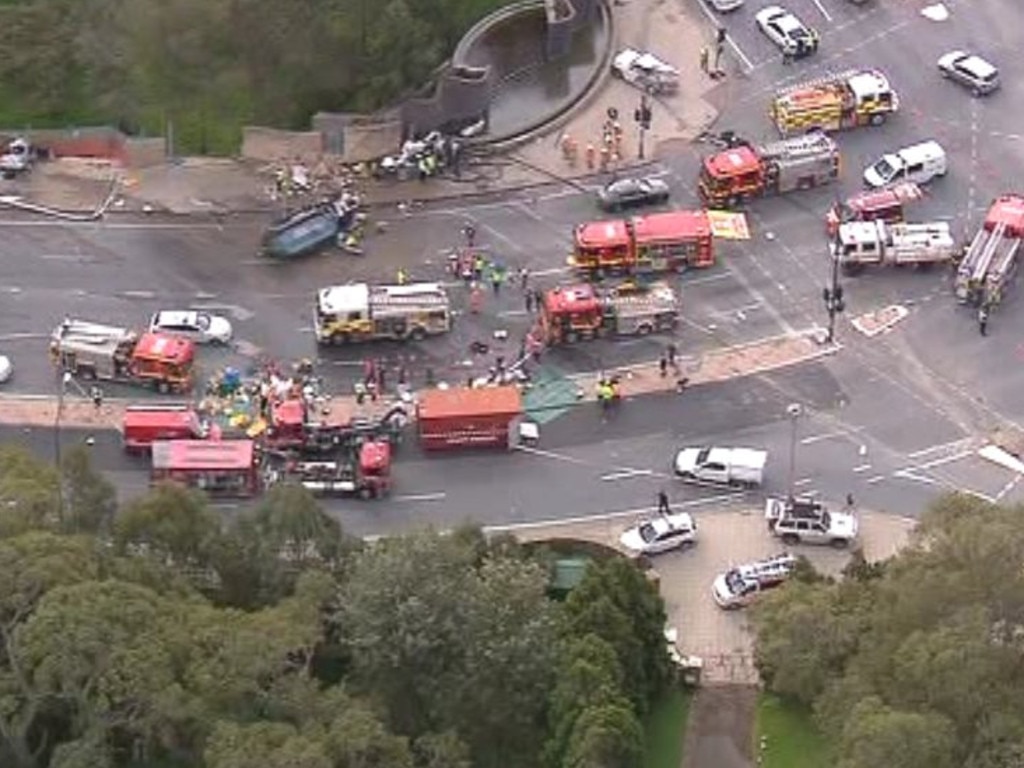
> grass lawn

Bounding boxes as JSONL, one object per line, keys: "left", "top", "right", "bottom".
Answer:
{"left": 643, "top": 687, "right": 692, "bottom": 768}
{"left": 755, "top": 693, "right": 830, "bottom": 768}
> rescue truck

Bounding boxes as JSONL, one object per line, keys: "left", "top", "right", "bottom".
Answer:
{"left": 570, "top": 210, "right": 714, "bottom": 278}
{"left": 711, "top": 553, "right": 797, "bottom": 609}
{"left": 832, "top": 220, "right": 958, "bottom": 275}
{"left": 698, "top": 133, "right": 840, "bottom": 209}
{"left": 49, "top": 320, "right": 195, "bottom": 393}
{"left": 313, "top": 282, "right": 452, "bottom": 345}
{"left": 538, "top": 281, "right": 680, "bottom": 345}
{"left": 825, "top": 182, "right": 923, "bottom": 238}
{"left": 150, "top": 439, "right": 263, "bottom": 498}
{"left": 264, "top": 398, "right": 407, "bottom": 455}
{"left": 271, "top": 440, "right": 392, "bottom": 498}
{"left": 122, "top": 404, "right": 206, "bottom": 453}
{"left": 769, "top": 69, "right": 899, "bottom": 137}
{"left": 955, "top": 194, "right": 1024, "bottom": 308}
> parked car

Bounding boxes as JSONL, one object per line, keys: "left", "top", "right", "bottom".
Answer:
{"left": 0, "top": 353, "right": 12, "bottom": 383}
{"left": 937, "top": 51, "right": 1000, "bottom": 96}
{"left": 597, "top": 176, "right": 671, "bottom": 211}
{"left": 619, "top": 512, "right": 697, "bottom": 556}
{"left": 674, "top": 446, "right": 767, "bottom": 487}
{"left": 711, "top": 553, "right": 797, "bottom": 609}
{"left": 707, "top": 0, "right": 744, "bottom": 12}
{"left": 863, "top": 140, "right": 947, "bottom": 189}
{"left": 611, "top": 49, "right": 679, "bottom": 95}
{"left": 755, "top": 6, "right": 819, "bottom": 57}
{"left": 765, "top": 497, "right": 858, "bottom": 547}
{"left": 149, "top": 311, "right": 233, "bottom": 345}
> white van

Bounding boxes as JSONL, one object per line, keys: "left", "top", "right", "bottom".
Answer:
{"left": 863, "top": 140, "right": 947, "bottom": 189}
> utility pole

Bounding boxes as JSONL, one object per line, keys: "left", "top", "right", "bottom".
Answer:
{"left": 54, "top": 371, "right": 71, "bottom": 524}
{"left": 786, "top": 403, "right": 802, "bottom": 502}
{"left": 823, "top": 238, "right": 845, "bottom": 343}
{"left": 634, "top": 91, "right": 652, "bottom": 161}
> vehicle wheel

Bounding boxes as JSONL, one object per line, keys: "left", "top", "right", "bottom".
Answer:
{"left": 679, "top": 471, "right": 696, "bottom": 482}
{"left": 637, "top": 323, "right": 653, "bottom": 336}
{"left": 80, "top": 366, "right": 96, "bottom": 381}
{"left": 158, "top": 380, "right": 170, "bottom": 394}
{"left": 338, "top": 333, "right": 351, "bottom": 345}
{"left": 408, "top": 327, "right": 426, "bottom": 342}
{"left": 566, "top": 331, "right": 579, "bottom": 343}
{"left": 781, "top": 533, "right": 800, "bottom": 545}
{"left": 726, "top": 196, "right": 740, "bottom": 208}
{"left": 869, "top": 113, "right": 886, "bottom": 126}
{"left": 972, "top": 87, "right": 982, "bottom": 97}
{"left": 830, "top": 538, "right": 849, "bottom": 549}
{"left": 939, "top": 68, "right": 950, "bottom": 79}
{"left": 359, "top": 486, "right": 375, "bottom": 500}
{"left": 841, "top": 263, "right": 864, "bottom": 277}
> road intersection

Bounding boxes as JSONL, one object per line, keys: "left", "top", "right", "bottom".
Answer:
{"left": 4, "top": 0, "right": 1024, "bottom": 531}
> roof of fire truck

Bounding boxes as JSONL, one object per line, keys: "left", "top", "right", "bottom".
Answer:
{"left": 984, "top": 195, "right": 1024, "bottom": 236}
{"left": 133, "top": 332, "right": 195, "bottom": 363}
{"left": 319, "top": 283, "right": 370, "bottom": 315}
{"left": 151, "top": 439, "right": 255, "bottom": 470}
{"left": 846, "top": 70, "right": 892, "bottom": 101}
{"left": 704, "top": 145, "right": 760, "bottom": 178}
{"left": 632, "top": 210, "right": 711, "bottom": 241}
{"left": 574, "top": 219, "right": 631, "bottom": 248}
{"left": 359, "top": 440, "right": 391, "bottom": 471}
{"left": 123, "top": 404, "right": 197, "bottom": 431}
{"left": 846, "top": 182, "right": 922, "bottom": 213}
{"left": 544, "top": 284, "right": 601, "bottom": 315}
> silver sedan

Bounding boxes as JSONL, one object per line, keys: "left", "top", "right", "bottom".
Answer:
{"left": 938, "top": 50, "right": 1000, "bottom": 96}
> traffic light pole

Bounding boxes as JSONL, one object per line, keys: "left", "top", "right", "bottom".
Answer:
{"left": 635, "top": 93, "right": 652, "bottom": 161}
{"left": 824, "top": 244, "right": 844, "bottom": 343}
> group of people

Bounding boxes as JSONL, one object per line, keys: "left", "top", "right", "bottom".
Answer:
{"left": 596, "top": 376, "right": 622, "bottom": 410}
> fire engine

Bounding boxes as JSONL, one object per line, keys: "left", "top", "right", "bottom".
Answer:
{"left": 314, "top": 282, "right": 451, "bottom": 345}
{"left": 698, "top": 133, "right": 840, "bottom": 209}
{"left": 955, "top": 194, "right": 1024, "bottom": 308}
{"left": 538, "top": 281, "right": 680, "bottom": 344}
{"left": 570, "top": 210, "right": 714, "bottom": 278}
{"left": 49, "top": 320, "right": 195, "bottom": 393}
{"left": 825, "top": 182, "right": 923, "bottom": 237}
{"left": 272, "top": 440, "right": 392, "bottom": 498}
{"left": 769, "top": 69, "right": 899, "bottom": 137}
{"left": 151, "top": 439, "right": 263, "bottom": 498}
{"left": 264, "top": 398, "right": 407, "bottom": 455}
{"left": 832, "top": 220, "right": 958, "bottom": 275}
{"left": 122, "top": 404, "right": 206, "bottom": 452}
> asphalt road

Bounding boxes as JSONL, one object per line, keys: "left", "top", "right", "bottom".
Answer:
{"left": 3, "top": 0, "right": 1024, "bottom": 527}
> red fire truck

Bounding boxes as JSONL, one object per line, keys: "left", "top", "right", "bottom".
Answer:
{"left": 571, "top": 210, "right": 714, "bottom": 278}
{"left": 150, "top": 439, "right": 262, "bottom": 498}
{"left": 538, "top": 281, "right": 680, "bottom": 344}
{"left": 122, "top": 404, "right": 205, "bottom": 453}
{"left": 275, "top": 440, "right": 392, "bottom": 498}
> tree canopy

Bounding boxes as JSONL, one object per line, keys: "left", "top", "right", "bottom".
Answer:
{"left": 0, "top": 445, "right": 673, "bottom": 768}
{"left": 0, "top": 0, "right": 506, "bottom": 152}
{"left": 751, "top": 493, "right": 1024, "bottom": 768}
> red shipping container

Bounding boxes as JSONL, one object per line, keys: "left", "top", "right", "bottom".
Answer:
{"left": 417, "top": 386, "right": 523, "bottom": 452}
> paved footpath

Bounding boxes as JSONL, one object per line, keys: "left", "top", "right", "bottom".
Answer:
{"left": 0, "top": 331, "right": 835, "bottom": 430}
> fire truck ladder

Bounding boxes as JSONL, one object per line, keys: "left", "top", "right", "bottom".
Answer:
{"left": 760, "top": 133, "right": 835, "bottom": 163}
{"left": 969, "top": 221, "right": 1007, "bottom": 284}
{"left": 774, "top": 69, "right": 861, "bottom": 98}
{"left": 370, "top": 288, "right": 449, "bottom": 310}
{"left": 983, "top": 234, "right": 1021, "bottom": 306}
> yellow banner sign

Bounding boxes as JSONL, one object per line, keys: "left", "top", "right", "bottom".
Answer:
{"left": 707, "top": 210, "right": 751, "bottom": 240}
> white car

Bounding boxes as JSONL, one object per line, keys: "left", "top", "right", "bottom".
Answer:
{"left": 937, "top": 51, "right": 1000, "bottom": 96}
{"left": 619, "top": 512, "right": 697, "bottom": 556}
{"left": 149, "top": 310, "right": 233, "bottom": 345}
{"left": 0, "top": 354, "right": 11, "bottom": 383}
{"left": 755, "top": 6, "right": 819, "bottom": 57}
{"left": 765, "top": 497, "right": 858, "bottom": 547}
{"left": 674, "top": 446, "right": 767, "bottom": 487}
{"left": 707, "top": 0, "right": 744, "bottom": 12}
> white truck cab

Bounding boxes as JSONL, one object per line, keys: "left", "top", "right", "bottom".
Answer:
{"left": 765, "top": 497, "right": 858, "bottom": 547}
{"left": 674, "top": 446, "right": 767, "bottom": 487}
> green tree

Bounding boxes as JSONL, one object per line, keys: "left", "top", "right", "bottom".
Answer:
{"left": 562, "top": 702, "right": 644, "bottom": 768}
{"left": 412, "top": 731, "right": 472, "bottom": 768}
{"left": 837, "top": 698, "right": 956, "bottom": 768}
{"left": 0, "top": 447, "right": 59, "bottom": 538}
{"left": 205, "top": 721, "right": 332, "bottom": 768}
{"left": 114, "top": 482, "right": 221, "bottom": 567}
{"left": 59, "top": 445, "right": 117, "bottom": 535}
{"left": 562, "top": 558, "right": 671, "bottom": 713}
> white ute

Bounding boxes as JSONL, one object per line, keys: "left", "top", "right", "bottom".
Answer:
{"left": 674, "top": 446, "right": 767, "bottom": 487}
{"left": 765, "top": 497, "right": 858, "bottom": 548}
{"left": 611, "top": 49, "right": 679, "bottom": 95}
{"left": 619, "top": 512, "right": 697, "bottom": 557}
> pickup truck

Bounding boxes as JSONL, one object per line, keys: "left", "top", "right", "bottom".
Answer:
{"left": 673, "top": 446, "right": 767, "bottom": 487}
{"left": 764, "top": 496, "right": 858, "bottom": 548}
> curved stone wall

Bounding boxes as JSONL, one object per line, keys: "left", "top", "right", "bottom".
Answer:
{"left": 400, "top": 0, "right": 607, "bottom": 143}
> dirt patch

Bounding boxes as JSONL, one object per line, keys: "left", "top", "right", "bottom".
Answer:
{"left": 681, "top": 684, "right": 757, "bottom": 768}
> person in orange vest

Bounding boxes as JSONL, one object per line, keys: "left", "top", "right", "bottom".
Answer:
{"left": 470, "top": 283, "right": 484, "bottom": 314}
{"left": 585, "top": 143, "right": 596, "bottom": 170}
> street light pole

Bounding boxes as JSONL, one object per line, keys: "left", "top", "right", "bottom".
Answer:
{"left": 786, "top": 403, "right": 802, "bottom": 501}
{"left": 54, "top": 371, "right": 71, "bottom": 523}
{"left": 824, "top": 233, "right": 845, "bottom": 343}
{"left": 634, "top": 92, "right": 652, "bottom": 161}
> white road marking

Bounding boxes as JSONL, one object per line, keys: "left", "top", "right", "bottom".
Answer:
{"left": 866, "top": 475, "right": 886, "bottom": 485}
{"left": 693, "top": 1, "right": 754, "bottom": 71}
{"left": 995, "top": 475, "right": 1022, "bottom": 503}
{"left": 120, "top": 290, "right": 155, "bottom": 299}
{"left": 392, "top": 492, "right": 446, "bottom": 503}
{"left": 910, "top": 449, "right": 973, "bottom": 471}
{"left": 498, "top": 309, "right": 529, "bottom": 318}
{"left": 852, "top": 464, "right": 872, "bottom": 473}
{"left": 38, "top": 253, "right": 94, "bottom": 263}
{"left": 810, "top": 0, "right": 833, "bottom": 23}
{"left": 483, "top": 492, "right": 745, "bottom": 532}
{"left": 0, "top": 332, "right": 47, "bottom": 341}
{"left": 722, "top": 245, "right": 797, "bottom": 336}
{"left": 600, "top": 468, "right": 657, "bottom": 482}
{"left": 800, "top": 432, "right": 844, "bottom": 445}
{"left": 684, "top": 272, "right": 733, "bottom": 287}
{"left": 515, "top": 444, "right": 590, "bottom": 465}
{"left": 0, "top": 219, "right": 226, "bottom": 230}
{"left": 793, "top": 478, "right": 814, "bottom": 487}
